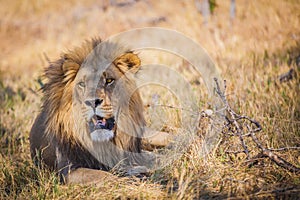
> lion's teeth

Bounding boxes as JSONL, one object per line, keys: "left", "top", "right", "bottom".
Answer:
{"left": 91, "top": 117, "right": 97, "bottom": 125}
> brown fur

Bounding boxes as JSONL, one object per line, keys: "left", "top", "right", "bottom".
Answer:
{"left": 30, "top": 38, "right": 148, "bottom": 182}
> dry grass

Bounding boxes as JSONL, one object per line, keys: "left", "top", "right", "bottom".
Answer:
{"left": 1, "top": 0, "right": 300, "bottom": 199}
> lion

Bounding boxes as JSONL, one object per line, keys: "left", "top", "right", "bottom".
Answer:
{"left": 30, "top": 38, "right": 170, "bottom": 184}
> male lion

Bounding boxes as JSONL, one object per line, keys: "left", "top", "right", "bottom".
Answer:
{"left": 30, "top": 38, "right": 170, "bottom": 184}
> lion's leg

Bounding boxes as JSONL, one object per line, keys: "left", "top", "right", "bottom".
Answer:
{"left": 30, "top": 112, "right": 57, "bottom": 169}
{"left": 65, "top": 167, "right": 148, "bottom": 184}
{"left": 65, "top": 168, "right": 118, "bottom": 184}
{"left": 142, "top": 129, "right": 172, "bottom": 150}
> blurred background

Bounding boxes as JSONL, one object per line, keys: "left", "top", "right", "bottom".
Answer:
{"left": 1, "top": 0, "right": 299, "bottom": 77}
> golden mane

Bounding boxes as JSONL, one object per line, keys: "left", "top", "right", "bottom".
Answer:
{"left": 42, "top": 38, "right": 103, "bottom": 144}
{"left": 41, "top": 37, "right": 145, "bottom": 152}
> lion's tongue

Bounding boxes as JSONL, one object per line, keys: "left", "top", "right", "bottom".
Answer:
{"left": 98, "top": 118, "right": 106, "bottom": 126}
{"left": 93, "top": 116, "right": 106, "bottom": 129}
{"left": 91, "top": 115, "right": 115, "bottom": 130}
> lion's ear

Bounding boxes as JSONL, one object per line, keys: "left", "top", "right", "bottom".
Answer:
{"left": 114, "top": 52, "right": 141, "bottom": 74}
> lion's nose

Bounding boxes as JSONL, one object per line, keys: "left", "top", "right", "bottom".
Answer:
{"left": 84, "top": 99, "right": 103, "bottom": 108}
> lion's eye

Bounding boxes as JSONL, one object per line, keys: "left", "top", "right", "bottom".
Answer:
{"left": 78, "top": 81, "right": 85, "bottom": 88}
{"left": 106, "top": 78, "right": 114, "bottom": 85}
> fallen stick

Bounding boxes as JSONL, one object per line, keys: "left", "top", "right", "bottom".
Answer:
{"left": 214, "top": 78, "right": 300, "bottom": 174}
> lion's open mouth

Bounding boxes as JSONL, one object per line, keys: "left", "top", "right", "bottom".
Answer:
{"left": 89, "top": 115, "right": 115, "bottom": 142}
{"left": 91, "top": 115, "right": 115, "bottom": 131}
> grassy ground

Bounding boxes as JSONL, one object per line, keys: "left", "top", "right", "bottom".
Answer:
{"left": 0, "top": 0, "right": 299, "bottom": 199}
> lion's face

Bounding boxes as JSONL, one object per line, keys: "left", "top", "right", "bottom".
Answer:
{"left": 72, "top": 52, "right": 142, "bottom": 143}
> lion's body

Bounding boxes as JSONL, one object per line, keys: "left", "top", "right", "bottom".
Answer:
{"left": 30, "top": 38, "right": 148, "bottom": 183}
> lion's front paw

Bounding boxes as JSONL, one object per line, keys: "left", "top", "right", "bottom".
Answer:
{"left": 123, "top": 166, "right": 150, "bottom": 177}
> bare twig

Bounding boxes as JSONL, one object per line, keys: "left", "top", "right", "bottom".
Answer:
{"left": 214, "top": 78, "right": 300, "bottom": 174}
{"left": 279, "top": 68, "right": 294, "bottom": 82}
{"left": 268, "top": 147, "right": 300, "bottom": 151}
{"left": 250, "top": 128, "right": 300, "bottom": 173}
{"left": 214, "top": 78, "right": 250, "bottom": 159}
{"left": 152, "top": 104, "right": 199, "bottom": 115}
{"left": 261, "top": 151, "right": 300, "bottom": 173}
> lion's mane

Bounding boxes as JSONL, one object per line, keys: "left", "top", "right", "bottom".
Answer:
{"left": 30, "top": 38, "right": 146, "bottom": 175}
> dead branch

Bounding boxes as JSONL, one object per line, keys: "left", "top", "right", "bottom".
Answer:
{"left": 250, "top": 129, "right": 300, "bottom": 173}
{"left": 214, "top": 78, "right": 300, "bottom": 174}
{"left": 214, "top": 78, "right": 250, "bottom": 159}
{"left": 279, "top": 68, "right": 295, "bottom": 82}
{"left": 268, "top": 147, "right": 300, "bottom": 151}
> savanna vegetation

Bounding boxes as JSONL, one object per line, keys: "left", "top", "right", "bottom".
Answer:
{"left": 0, "top": 0, "right": 299, "bottom": 199}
